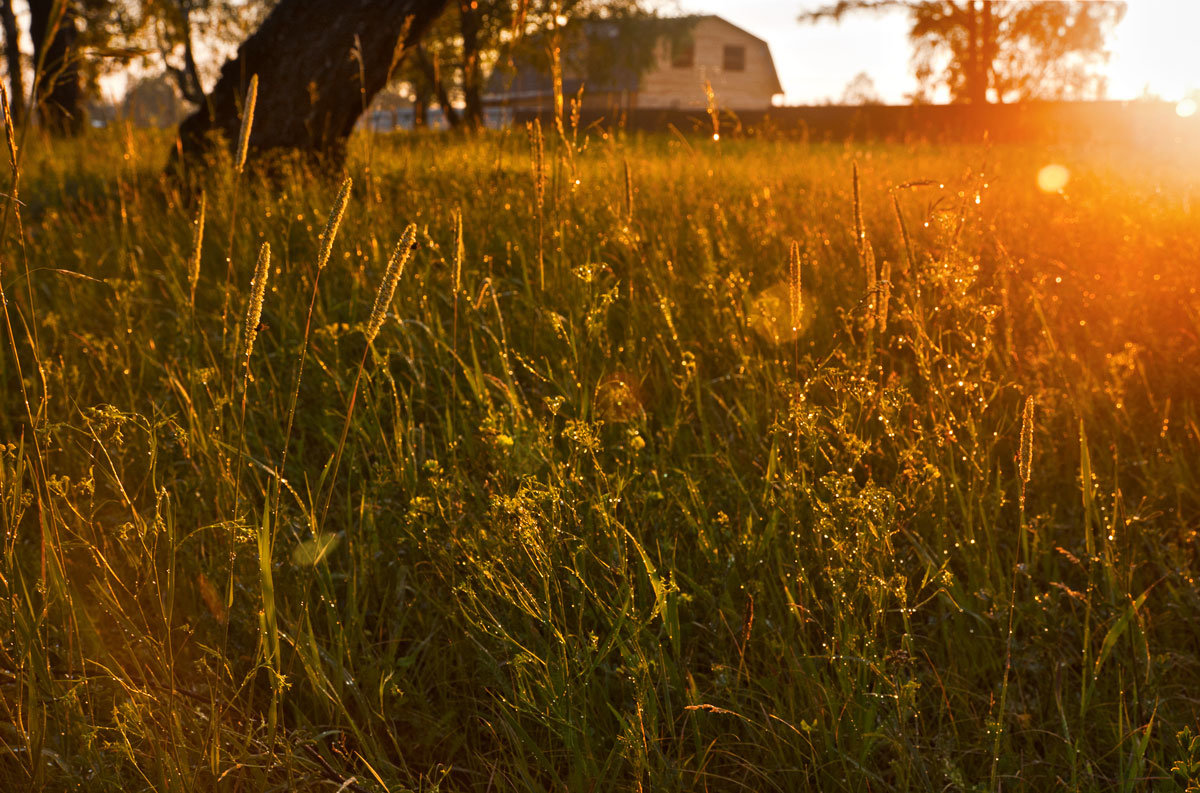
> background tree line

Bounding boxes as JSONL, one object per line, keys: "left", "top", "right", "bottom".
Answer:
{"left": 0, "top": 1, "right": 1127, "bottom": 167}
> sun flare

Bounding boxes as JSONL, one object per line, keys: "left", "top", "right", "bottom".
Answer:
{"left": 1036, "top": 164, "right": 1070, "bottom": 194}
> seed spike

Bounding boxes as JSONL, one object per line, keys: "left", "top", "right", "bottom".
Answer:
{"left": 366, "top": 224, "right": 418, "bottom": 344}
{"left": 1019, "top": 395, "right": 1036, "bottom": 506}
{"left": 235, "top": 74, "right": 258, "bottom": 174}
{"left": 316, "top": 177, "right": 353, "bottom": 271}
{"left": 188, "top": 191, "right": 207, "bottom": 304}
{"left": 788, "top": 240, "right": 802, "bottom": 333}
{"left": 243, "top": 241, "right": 270, "bottom": 360}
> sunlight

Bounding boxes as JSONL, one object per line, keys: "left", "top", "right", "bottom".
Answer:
{"left": 1177, "top": 99, "right": 1198, "bottom": 119}
{"left": 1037, "top": 164, "right": 1070, "bottom": 194}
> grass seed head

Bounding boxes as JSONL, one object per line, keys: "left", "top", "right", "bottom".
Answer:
{"left": 453, "top": 207, "right": 464, "bottom": 294}
{"left": 788, "top": 240, "right": 802, "bottom": 332}
{"left": 243, "top": 241, "right": 270, "bottom": 360}
{"left": 705, "top": 80, "right": 719, "bottom": 139}
{"left": 235, "top": 74, "right": 258, "bottom": 174}
{"left": 316, "top": 177, "right": 352, "bottom": 271}
{"left": 1020, "top": 395, "right": 1036, "bottom": 486}
{"left": 863, "top": 238, "right": 877, "bottom": 328}
{"left": 528, "top": 120, "right": 545, "bottom": 210}
{"left": 366, "top": 224, "right": 418, "bottom": 344}
{"left": 0, "top": 82, "right": 17, "bottom": 171}
{"left": 877, "top": 257, "right": 891, "bottom": 333}
{"left": 853, "top": 161, "right": 864, "bottom": 250}
{"left": 624, "top": 158, "right": 634, "bottom": 225}
{"left": 188, "top": 192, "right": 207, "bottom": 300}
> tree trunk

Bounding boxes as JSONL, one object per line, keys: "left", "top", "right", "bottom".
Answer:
{"left": 979, "top": 0, "right": 997, "bottom": 102}
{"left": 0, "top": 0, "right": 24, "bottom": 124}
{"left": 963, "top": 1, "right": 985, "bottom": 104}
{"left": 459, "top": 0, "right": 483, "bottom": 130}
{"left": 28, "top": 0, "right": 84, "bottom": 136}
{"left": 413, "top": 88, "right": 428, "bottom": 129}
{"left": 173, "top": 0, "right": 451, "bottom": 171}
{"left": 413, "top": 44, "right": 460, "bottom": 129}
{"left": 162, "top": 1, "right": 207, "bottom": 109}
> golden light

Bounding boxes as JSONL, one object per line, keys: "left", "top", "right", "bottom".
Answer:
{"left": 712, "top": 133, "right": 720, "bottom": 142}
{"left": 1177, "top": 98, "right": 1198, "bottom": 119}
{"left": 1037, "top": 164, "right": 1070, "bottom": 194}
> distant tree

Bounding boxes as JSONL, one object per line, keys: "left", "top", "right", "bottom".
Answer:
{"left": 487, "top": 1, "right": 681, "bottom": 116}
{"left": 841, "top": 71, "right": 882, "bottom": 104}
{"left": 28, "top": 0, "right": 86, "bottom": 134}
{"left": 1, "top": 0, "right": 24, "bottom": 123}
{"left": 148, "top": 1, "right": 274, "bottom": 108}
{"left": 124, "top": 70, "right": 188, "bottom": 125}
{"left": 392, "top": 7, "right": 464, "bottom": 129}
{"left": 390, "top": 0, "right": 663, "bottom": 132}
{"left": 801, "top": 1, "right": 1127, "bottom": 104}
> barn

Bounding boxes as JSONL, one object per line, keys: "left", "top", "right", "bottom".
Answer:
{"left": 485, "top": 15, "right": 784, "bottom": 114}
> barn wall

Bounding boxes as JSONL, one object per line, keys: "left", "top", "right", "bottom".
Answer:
{"left": 636, "top": 18, "right": 780, "bottom": 111}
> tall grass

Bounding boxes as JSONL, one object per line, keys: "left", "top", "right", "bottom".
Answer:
{"left": 0, "top": 125, "right": 1197, "bottom": 792}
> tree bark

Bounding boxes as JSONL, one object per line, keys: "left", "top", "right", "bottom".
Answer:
{"left": 0, "top": 0, "right": 24, "bottom": 124}
{"left": 413, "top": 86, "right": 428, "bottom": 129}
{"left": 963, "top": 1, "right": 985, "bottom": 104}
{"left": 979, "top": 0, "right": 996, "bottom": 102}
{"left": 173, "top": 0, "right": 451, "bottom": 170}
{"left": 458, "top": 0, "right": 483, "bottom": 130}
{"left": 28, "top": 0, "right": 84, "bottom": 136}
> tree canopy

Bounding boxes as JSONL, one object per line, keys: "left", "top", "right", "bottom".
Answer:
{"left": 802, "top": 1, "right": 1127, "bottom": 104}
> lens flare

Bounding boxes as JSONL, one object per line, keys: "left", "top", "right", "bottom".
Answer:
{"left": 594, "top": 375, "right": 644, "bottom": 422}
{"left": 1037, "top": 164, "right": 1070, "bottom": 194}
{"left": 748, "top": 282, "right": 805, "bottom": 345}
{"left": 1177, "top": 98, "right": 1198, "bottom": 118}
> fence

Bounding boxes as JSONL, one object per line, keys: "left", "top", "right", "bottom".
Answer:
{"left": 510, "top": 100, "right": 1197, "bottom": 146}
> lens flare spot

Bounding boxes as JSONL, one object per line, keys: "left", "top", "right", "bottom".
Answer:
{"left": 1037, "top": 164, "right": 1070, "bottom": 194}
{"left": 748, "top": 282, "right": 805, "bottom": 345}
{"left": 594, "top": 374, "right": 644, "bottom": 422}
{"left": 292, "top": 532, "right": 341, "bottom": 566}
{"left": 1177, "top": 98, "right": 1198, "bottom": 118}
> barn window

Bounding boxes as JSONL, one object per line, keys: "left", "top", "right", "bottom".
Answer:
{"left": 671, "top": 39, "right": 694, "bottom": 69}
{"left": 723, "top": 45, "right": 745, "bottom": 72}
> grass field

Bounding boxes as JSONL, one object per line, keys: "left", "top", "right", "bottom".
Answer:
{"left": 0, "top": 123, "right": 1198, "bottom": 791}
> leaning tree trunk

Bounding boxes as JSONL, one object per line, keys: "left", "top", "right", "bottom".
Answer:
{"left": 0, "top": 0, "right": 24, "bottom": 124}
{"left": 28, "top": 0, "right": 84, "bottom": 136}
{"left": 174, "top": 0, "right": 450, "bottom": 171}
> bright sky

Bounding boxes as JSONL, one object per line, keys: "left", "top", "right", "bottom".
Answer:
{"left": 671, "top": 0, "right": 1200, "bottom": 105}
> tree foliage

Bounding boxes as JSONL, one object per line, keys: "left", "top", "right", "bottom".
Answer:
{"left": 802, "top": 1, "right": 1127, "bottom": 103}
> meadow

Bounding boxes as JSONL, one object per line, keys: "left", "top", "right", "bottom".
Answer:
{"left": 0, "top": 121, "right": 1198, "bottom": 791}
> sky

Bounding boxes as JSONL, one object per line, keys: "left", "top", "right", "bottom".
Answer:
{"left": 671, "top": 0, "right": 1200, "bottom": 105}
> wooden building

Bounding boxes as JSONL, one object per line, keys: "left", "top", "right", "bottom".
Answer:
{"left": 485, "top": 15, "right": 783, "bottom": 114}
